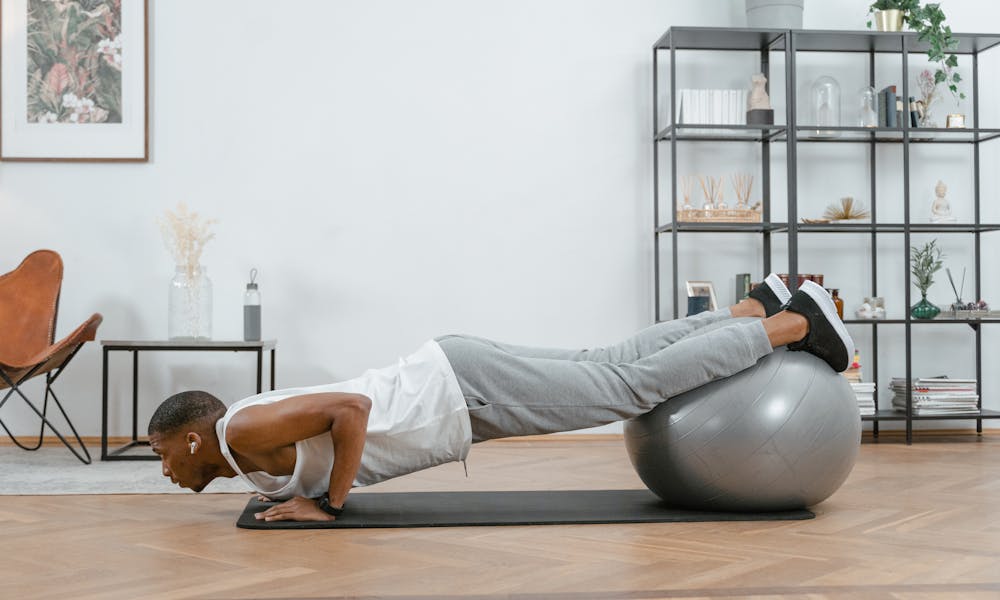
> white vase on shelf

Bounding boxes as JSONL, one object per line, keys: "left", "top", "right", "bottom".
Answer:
{"left": 745, "top": 0, "right": 803, "bottom": 28}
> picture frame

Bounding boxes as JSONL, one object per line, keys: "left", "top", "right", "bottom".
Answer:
{"left": 686, "top": 280, "right": 718, "bottom": 311}
{"left": 0, "top": 0, "right": 148, "bottom": 161}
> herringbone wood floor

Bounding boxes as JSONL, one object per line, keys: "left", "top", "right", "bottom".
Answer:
{"left": 2, "top": 435, "right": 1000, "bottom": 599}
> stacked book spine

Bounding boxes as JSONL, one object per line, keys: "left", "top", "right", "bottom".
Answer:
{"left": 878, "top": 85, "right": 898, "bottom": 128}
{"left": 851, "top": 382, "right": 876, "bottom": 416}
{"left": 843, "top": 365, "right": 874, "bottom": 416}
{"left": 890, "top": 377, "right": 980, "bottom": 415}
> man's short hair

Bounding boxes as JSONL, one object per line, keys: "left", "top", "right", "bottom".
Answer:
{"left": 148, "top": 390, "right": 226, "bottom": 436}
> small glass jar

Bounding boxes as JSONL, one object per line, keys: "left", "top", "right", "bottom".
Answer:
{"left": 168, "top": 265, "right": 213, "bottom": 340}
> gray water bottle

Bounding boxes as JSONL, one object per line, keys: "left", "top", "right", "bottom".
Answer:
{"left": 243, "top": 268, "right": 261, "bottom": 341}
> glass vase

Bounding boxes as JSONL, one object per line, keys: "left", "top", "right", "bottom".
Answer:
{"left": 168, "top": 265, "right": 213, "bottom": 340}
{"left": 910, "top": 294, "right": 940, "bottom": 320}
{"left": 857, "top": 86, "right": 878, "bottom": 128}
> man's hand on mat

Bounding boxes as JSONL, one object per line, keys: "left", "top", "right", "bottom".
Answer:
{"left": 254, "top": 496, "right": 334, "bottom": 522}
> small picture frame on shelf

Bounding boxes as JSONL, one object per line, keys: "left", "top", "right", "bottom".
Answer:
{"left": 686, "top": 280, "right": 717, "bottom": 312}
{"left": 945, "top": 113, "right": 966, "bottom": 128}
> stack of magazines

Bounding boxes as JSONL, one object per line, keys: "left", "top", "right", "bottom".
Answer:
{"left": 851, "top": 382, "right": 876, "bottom": 416}
{"left": 890, "top": 377, "right": 979, "bottom": 415}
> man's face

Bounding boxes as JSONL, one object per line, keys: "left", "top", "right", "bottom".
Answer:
{"left": 149, "top": 431, "right": 212, "bottom": 493}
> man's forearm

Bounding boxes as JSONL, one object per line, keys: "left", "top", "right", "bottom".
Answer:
{"left": 327, "top": 398, "right": 370, "bottom": 508}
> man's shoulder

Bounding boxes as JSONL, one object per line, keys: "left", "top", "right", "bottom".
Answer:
{"left": 222, "top": 405, "right": 251, "bottom": 447}
{"left": 221, "top": 400, "right": 274, "bottom": 450}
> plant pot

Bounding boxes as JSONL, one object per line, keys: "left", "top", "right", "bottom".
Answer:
{"left": 746, "top": 0, "right": 804, "bottom": 29}
{"left": 910, "top": 295, "right": 940, "bottom": 319}
{"left": 874, "top": 9, "right": 904, "bottom": 32}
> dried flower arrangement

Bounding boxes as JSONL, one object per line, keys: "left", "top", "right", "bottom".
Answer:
{"left": 915, "top": 69, "right": 940, "bottom": 127}
{"left": 158, "top": 202, "right": 217, "bottom": 281}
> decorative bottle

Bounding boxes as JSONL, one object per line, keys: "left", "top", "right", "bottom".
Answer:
{"left": 243, "top": 268, "right": 261, "bottom": 342}
{"left": 857, "top": 86, "right": 878, "bottom": 128}
{"left": 831, "top": 288, "right": 844, "bottom": 320}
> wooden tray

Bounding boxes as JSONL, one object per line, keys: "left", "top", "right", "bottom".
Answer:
{"left": 677, "top": 208, "right": 762, "bottom": 223}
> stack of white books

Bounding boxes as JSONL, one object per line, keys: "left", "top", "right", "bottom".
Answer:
{"left": 890, "top": 377, "right": 980, "bottom": 415}
{"left": 676, "top": 89, "right": 748, "bottom": 126}
{"left": 851, "top": 382, "right": 876, "bottom": 416}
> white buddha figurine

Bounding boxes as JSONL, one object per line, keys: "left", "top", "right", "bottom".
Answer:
{"left": 930, "top": 180, "right": 956, "bottom": 223}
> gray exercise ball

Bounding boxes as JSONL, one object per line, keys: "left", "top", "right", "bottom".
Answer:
{"left": 624, "top": 345, "right": 860, "bottom": 512}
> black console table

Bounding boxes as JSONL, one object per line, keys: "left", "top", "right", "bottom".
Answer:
{"left": 101, "top": 339, "right": 276, "bottom": 461}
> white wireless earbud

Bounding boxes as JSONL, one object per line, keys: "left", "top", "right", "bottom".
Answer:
{"left": 189, "top": 441, "right": 197, "bottom": 454}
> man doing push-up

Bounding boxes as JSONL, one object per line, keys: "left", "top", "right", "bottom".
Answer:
{"left": 148, "top": 276, "right": 852, "bottom": 522}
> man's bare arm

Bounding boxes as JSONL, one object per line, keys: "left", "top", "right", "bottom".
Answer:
{"left": 227, "top": 392, "right": 371, "bottom": 509}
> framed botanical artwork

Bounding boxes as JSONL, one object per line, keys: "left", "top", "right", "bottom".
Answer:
{"left": 0, "top": 0, "right": 148, "bottom": 161}
{"left": 686, "top": 280, "right": 718, "bottom": 311}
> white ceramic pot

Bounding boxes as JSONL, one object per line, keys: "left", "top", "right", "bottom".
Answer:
{"left": 746, "top": 0, "right": 804, "bottom": 29}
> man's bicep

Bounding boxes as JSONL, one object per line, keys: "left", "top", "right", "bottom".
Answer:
{"left": 227, "top": 393, "right": 358, "bottom": 451}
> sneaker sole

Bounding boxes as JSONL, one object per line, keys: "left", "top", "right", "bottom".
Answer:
{"left": 799, "top": 280, "right": 854, "bottom": 360}
{"left": 764, "top": 273, "right": 792, "bottom": 305}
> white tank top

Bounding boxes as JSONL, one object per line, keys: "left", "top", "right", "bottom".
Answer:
{"left": 215, "top": 340, "right": 471, "bottom": 500}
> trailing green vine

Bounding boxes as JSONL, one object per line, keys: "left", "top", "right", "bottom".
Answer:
{"left": 867, "top": 1, "right": 964, "bottom": 99}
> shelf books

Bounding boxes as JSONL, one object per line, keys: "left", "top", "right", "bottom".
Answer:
{"left": 878, "top": 85, "right": 897, "bottom": 128}
{"left": 676, "top": 89, "right": 748, "bottom": 126}
{"left": 851, "top": 382, "right": 876, "bottom": 416}
{"left": 877, "top": 84, "right": 920, "bottom": 128}
{"left": 890, "top": 377, "right": 980, "bottom": 415}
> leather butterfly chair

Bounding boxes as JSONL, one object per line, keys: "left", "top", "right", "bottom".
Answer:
{"left": 0, "top": 250, "right": 102, "bottom": 464}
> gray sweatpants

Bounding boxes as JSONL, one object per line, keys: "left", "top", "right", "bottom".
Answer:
{"left": 435, "top": 309, "right": 773, "bottom": 442}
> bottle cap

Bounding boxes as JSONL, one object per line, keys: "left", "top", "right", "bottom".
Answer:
{"left": 246, "top": 268, "right": 258, "bottom": 290}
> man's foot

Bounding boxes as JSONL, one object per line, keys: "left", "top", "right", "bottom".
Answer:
{"left": 748, "top": 273, "right": 792, "bottom": 317}
{"left": 782, "top": 280, "right": 854, "bottom": 372}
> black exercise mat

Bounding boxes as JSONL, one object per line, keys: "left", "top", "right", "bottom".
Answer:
{"left": 236, "top": 489, "right": 814, "bottom": 529}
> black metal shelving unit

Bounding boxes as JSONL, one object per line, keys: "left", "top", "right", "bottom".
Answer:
{"left": 653, "top": 27, "right": 1000, "bottom": 443}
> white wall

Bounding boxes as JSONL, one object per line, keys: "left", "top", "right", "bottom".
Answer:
{"left": 0, "top": 0, "right": 996, "bottom": 440}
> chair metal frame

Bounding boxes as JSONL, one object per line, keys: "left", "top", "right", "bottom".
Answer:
{"left": 0, "top": 344, "right": 91, "bottom": 463}
{"left": 0, "top": 250, "right": 100, "bottom": 465}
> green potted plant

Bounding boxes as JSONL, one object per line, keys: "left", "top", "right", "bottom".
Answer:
{"left": 910, "top": 239, "right": 944, "bottom": 319}
{"left": 867, "top": 1, "right": 964, "bottom": 99}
